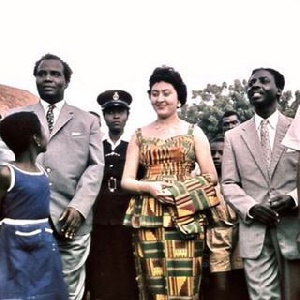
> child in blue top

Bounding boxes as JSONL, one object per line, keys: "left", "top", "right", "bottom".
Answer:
{"left": 0, "top": 112, "right": 67, "bottom": 299}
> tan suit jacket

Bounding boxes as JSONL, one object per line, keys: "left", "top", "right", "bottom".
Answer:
{"left": 222, "top": 112, "right": 300, "bottom": 259}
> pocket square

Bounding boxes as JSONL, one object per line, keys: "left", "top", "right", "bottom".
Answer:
{"left": 71, "top": 132, "right": 82, "bottom": 136}
{"left": 286, "top": 148, "right": 296, "bottom": 153}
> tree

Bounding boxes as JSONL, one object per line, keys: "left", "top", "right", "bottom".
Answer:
{"left": 179, "top": 79, "right": 299, "bottom": 140}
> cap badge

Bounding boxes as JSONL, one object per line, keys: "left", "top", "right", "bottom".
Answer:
{"left": 113, "top": 92, "right": 119, "bottom": 101}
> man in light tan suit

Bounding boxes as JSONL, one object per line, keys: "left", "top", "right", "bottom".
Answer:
{"left": 222, "top": 68, "right": 300, "bottom": 300}
{"left": 0, "top": 53, "right": 104, "bottom": 300}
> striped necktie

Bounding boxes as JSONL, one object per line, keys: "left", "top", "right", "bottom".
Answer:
{"left": 46, "top": 104, "right": 55, "bottom": 132}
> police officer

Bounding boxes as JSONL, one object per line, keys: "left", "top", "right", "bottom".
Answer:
{"left": 86, "top": 90, "right": 139, "bottom": 300}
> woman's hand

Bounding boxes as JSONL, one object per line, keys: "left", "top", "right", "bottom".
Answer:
{"left": 148, "top": 181, "right": 172, "bottom": 198}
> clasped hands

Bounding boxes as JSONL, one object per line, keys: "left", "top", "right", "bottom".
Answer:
{"left": 249, "top": 195, "right": 295, "bottom": 226}
{"left": 59, "top": 207, "right": 84, "bottom": 239}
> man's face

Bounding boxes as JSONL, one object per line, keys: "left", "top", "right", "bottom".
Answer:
{"left": 222, "top": 115, "right": 240, "bottom": 132}
{"left": 210, "top": 141, "right": 224, "bottom": 175}
{"left": 247, "top": 69, "right": 279, "bottom": 109}
{"left": 103, "top": 106, "right": 128, "bottom": 132}
{"left": 35, "top": 59, "right": 68, "bottom": 104}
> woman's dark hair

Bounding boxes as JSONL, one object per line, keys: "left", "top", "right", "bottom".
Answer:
{"left": 0, "top": 112, "right": 42, "bottom": 155}
{"left": 33, "top": 53, "right": 73, "bottom": 84}
{"left": 148, "top": 66, "right": 187, "bottom": 106}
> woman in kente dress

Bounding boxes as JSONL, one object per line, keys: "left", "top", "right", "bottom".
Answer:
{"left": 121, "top": 66, "right": 219, "bottom": 300}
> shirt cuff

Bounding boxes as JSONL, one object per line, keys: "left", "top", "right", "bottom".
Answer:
{"left": 287, "top": 189, "right": 298, "bottom": 208}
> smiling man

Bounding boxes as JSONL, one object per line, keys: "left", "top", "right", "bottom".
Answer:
{"left": 222, "top": 68, "right": 300, "bottom": 300}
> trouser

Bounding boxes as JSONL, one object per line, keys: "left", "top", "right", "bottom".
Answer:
{"left": 58, "top": 233, "right": 90, "bottom": 300}
{"left": 243, "top": 228, "right": 300, "bottom": 300}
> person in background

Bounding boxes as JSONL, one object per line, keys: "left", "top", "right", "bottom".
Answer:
{"left": 194, "top": 109, "right": 242, "bottom": 178}
{"left": 0, "top": 112, "right": 67, "bottom": 299}
{"left": 86, "top": 90, "right": 139, "bottom": 300}
{"left": 121, "top": 66, "right": 219, "bottom": 299}
{"left": 0, "top": 53, "right": 105, "bottom": 300}
{"left": 222, "top": 67, "right": 300, "bottom": 300}
{"left": 282, "top": 105, "right": 300, "bottom": 250}
{"left": 221, "top": 110, "right": 241, "bottom": 133}
{"left": 204, "top": 135, "right": 249, "bottom": 300}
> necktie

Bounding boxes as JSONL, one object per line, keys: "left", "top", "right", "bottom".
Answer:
{"left": 260, "top": 119, "right": 271, "bottom": 171}
{"left": 46, "top": 105, "right": 55, "bottom": 133}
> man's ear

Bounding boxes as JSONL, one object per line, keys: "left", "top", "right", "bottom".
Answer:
{"left": 277, "top": 88, "right": 282, "bottom": 98}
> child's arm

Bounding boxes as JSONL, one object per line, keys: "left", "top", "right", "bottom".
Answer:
{"left": 0, "top": 165, "right": 11, "bottom": 206}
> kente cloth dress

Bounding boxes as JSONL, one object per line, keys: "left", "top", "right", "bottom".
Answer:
{"left": 0, "top": 164, "right": 67, "bottom": 300}
{"left": 124, "top": 125, "right": 212, "bottom": 300}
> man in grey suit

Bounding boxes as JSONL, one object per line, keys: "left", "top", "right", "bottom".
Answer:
{"left": 1, "top": 53, "right": 104, "bottom": 300}
{"left": 222, "top": 68, "right": 300, "bottom": 300}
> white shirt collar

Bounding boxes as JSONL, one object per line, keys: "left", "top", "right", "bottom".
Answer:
{"left": 40, "top": 99, "right": 65, "bottom": 112}
{"left": 255, "top": 109, "right": 279, "bottom": 131}
{"left": 254, "top": 110, "right": 279, "bottom": 150}
{"left": 103, "top": 134, "right": 126, "bottom": 151}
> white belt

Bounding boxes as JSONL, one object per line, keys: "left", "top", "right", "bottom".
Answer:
{"left": 0, "top": 218, "right": 48, "bottom": 225}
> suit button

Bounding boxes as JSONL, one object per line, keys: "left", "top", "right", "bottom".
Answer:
{"left": 46, "top": 167, "right": 51, "bottom": 173}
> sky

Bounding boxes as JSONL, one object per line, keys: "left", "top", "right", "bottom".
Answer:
{"left": 0, "top": 0, "right": 299, "bottom": 136}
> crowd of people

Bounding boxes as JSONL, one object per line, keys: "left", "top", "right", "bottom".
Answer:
{"left": 0, "top": 54, "right": 300, "bottom": 300}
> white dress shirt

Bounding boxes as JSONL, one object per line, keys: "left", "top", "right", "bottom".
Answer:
{"left": 40, "top": 99, "right": 65, "bottom": 126}
{"left": 254, "top": 110, "right": 278, "bottom": 151}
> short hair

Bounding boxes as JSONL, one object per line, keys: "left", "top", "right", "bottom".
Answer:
{"left": 148, "top": 66, "right": 187, "bottom": 106}
{"left": 251, "top": 68, "right": 285, "bottom": 90}
{"left": 210, "top": 135, "right": 224, "bottom": 144}
{"left": 222, "top": 110, "right": 240, "bottom": 120}
{"left": 33, "top": 53, "right": 73, "bottom": 83}
{"left": 0, "top": 112, "right": 42, "bottom": 155}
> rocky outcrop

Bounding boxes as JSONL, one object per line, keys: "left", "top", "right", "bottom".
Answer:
{"left": 0, "top": 84, "right": 39, "bottom": 117}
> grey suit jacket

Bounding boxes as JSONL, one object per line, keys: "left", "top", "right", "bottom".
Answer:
{"left": 2, "top": 101, "right": 105, "bottom": 235}
{"left": 222, "top": 112, "right": 300, "bottom": 259}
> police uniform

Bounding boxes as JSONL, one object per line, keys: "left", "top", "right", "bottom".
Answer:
{"left": 86, "top": 90, "right": 139, "bottom": 300}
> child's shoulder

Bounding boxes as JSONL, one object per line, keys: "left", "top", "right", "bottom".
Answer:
{"left": 0, "top": 164, "right": 12, "bottom": 190}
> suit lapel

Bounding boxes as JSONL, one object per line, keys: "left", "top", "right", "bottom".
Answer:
{"left": 50, "top": 103, "right": 73, "bottom": 138}
{"left": 241, "top": 118, "right": 270, "bottom": 180}
{"left": 269, "top": 113, "right": 290, "bottom": 177}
